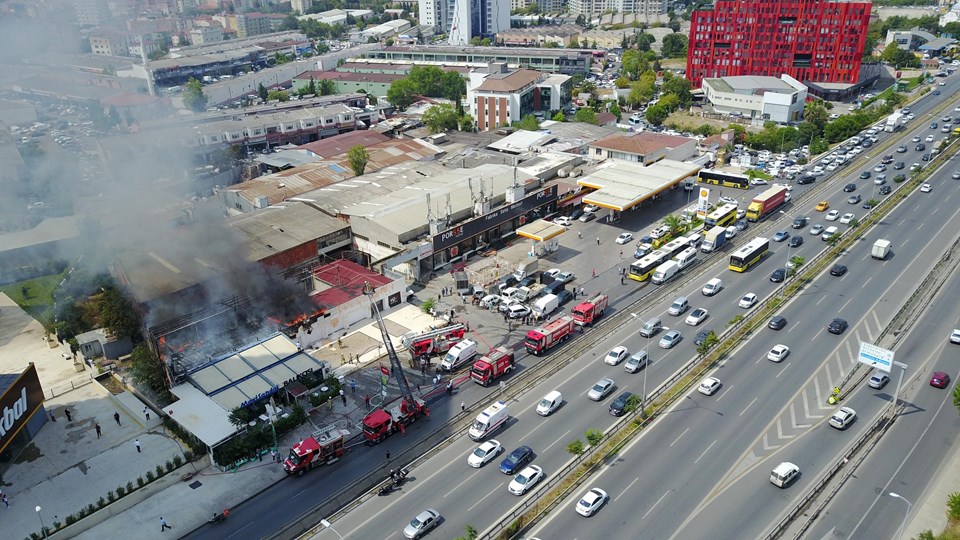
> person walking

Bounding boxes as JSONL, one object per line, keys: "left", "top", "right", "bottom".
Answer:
{"left": 386, "top": 450, "right": 391, "bottom": 461}
{"left": 577, "top": 230, "right": 582, "bottom": 239}
{"left": 461, "top": 401, "right": 466, "bottom": 412}
{"left": 350, "top": 380, "right": 357, "bottom": 394}
{"left": 596, "top": 236, "right": 601, "bottom": 245}
{"left": 64, "top": 409, "right": 72, "bottom": 422}
{"left": 113, "top": 411, "right": 121, "bottom": 426}
{"left": 160, "top": 517, "right": 172, "bottom": 531}
{"left": 95, "top": 423, "right": 102, "bottom": 438}
{"left": 339, "top": 389, "right": 346, "bottom": 406}
{"left": 620, "top": 249, "right": 624, "bottom": 259}
{"left": 364, "top": 394, "right": 371, "bottom": 408}
{"left": 135, "top": 439, "right": 141, "bottom": 453}
{"left": 143, "top": 407, "right": 150, "bottom": 421}
{"left": 2, "top": 493, "right": 8, "bottom": 507}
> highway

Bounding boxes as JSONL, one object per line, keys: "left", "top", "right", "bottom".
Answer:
{"left": 309, "top": 84, "right": 960, "bottom": 539}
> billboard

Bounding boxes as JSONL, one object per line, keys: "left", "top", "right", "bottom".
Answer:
{"left": 0, "top": 363, "right": 46, "bottom": 454}
{"left": 697, "top": 187, "right": 711, "bottom": 218}
{"left": 857, "top": 342, "right": 894, "bottom": 373}
{"left": 432, "top": 185, "right": 558, "bottom": 252}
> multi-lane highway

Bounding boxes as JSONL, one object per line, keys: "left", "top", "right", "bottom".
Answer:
{"left": 312, "top": 85, "right": 960, "bottom": 539}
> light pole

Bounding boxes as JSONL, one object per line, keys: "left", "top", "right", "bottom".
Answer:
{"left": 35, "top": 505, "right": 46, "bottom": 538}
{"left": 889, "top": 492, "right": 913, "bottom": 540}
{"left": 320, "top": 519, "right": 345, "bottom": 540}
{"left": 779, "top": 210, "right": 791, "bottom": 297}
{"left": 630, "top": 313, "right": 650, "bottom": 418}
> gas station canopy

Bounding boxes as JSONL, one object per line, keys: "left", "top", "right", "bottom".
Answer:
{"left": 517, "top": 219, "right": 566, "bottom": 242}
{"left": 578, "top": 160, "right": 702, "bottom": 212}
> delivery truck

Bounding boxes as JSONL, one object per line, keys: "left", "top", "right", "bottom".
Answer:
{"left": 525, "top": 315, "right": 576, "bottom": 355}
{"left": 746, "top": 185, "right": 788, "bottom": 222}
{"left": 471, "top": 347, "right": 516, "bottom": 386}
{"left": 468, "top": 401, "right": 509, "bottom": 440}
{"left": 701, "top": 226, "right": 728, "bottom": 253}
{"left": 872, "top": 239, "right": 891, "bottom": 260}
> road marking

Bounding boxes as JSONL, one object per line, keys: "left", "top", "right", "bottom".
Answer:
{"left": 762, "top": 434, "right": 779, "bottom": 451}
{"left": 815, "top": 383, "right": 826, "bottom": 409}
{"left": 844, "top": 340, "right": 854, "bottom": 362}
{"left": 670, "top": 427, "right": 690, "bottom": 447}
{"left": 776, "top": 419, "right": 795, "bottom": 440}
{"left": 812, "top": 328, "right": 824, "bottom": 340}
{"left": 543, "top": 430, "right": 570, "bottom": 452}
{"left": 642, "top": 490, "right": 671, "bottom": 520}
{"left": 739, "top": 397, "right": 758, "bottom": 416}
{"left": 816, "top": 294, "right": 827, "bottom": 306}
{"left": 444, "top": 471, "right": 478, "bottom": 498}
{"left": 716, "top": 384, "right": 732, "bottom": 402}
{"left": 839, "top": 296, "right": 853, "bottom": 312}
{"left": 861, "top": 276, "right": 872, "bottom": 289}
{"left": 775, "top": 362, "right": 790, "bottom": 378}
{"left": 617, "top": 476, "right": 640, "bottom": 501}
{"left": 824, "top": 360, "right": 836, "bottom": 387}
{"left": 790, "top": 404, "right": 811, "bottom": 429}
{"left": 872, "top": 311, "right": 882, "bottom": 333}
{"left": 802, "top": 390, "right": 825, "bottom": 419}
{"left": 694, "top": 439, "right": 717, "bottom": 464}
{"left": 467, "top": 483, "right": 504, "bottom": 512}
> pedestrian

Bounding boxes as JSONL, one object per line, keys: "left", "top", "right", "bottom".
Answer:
{"left": 2, "top": 493, "right": 8, "bottom": 507}
{"left": 95, "top": 423, "right": 101, "bottom": 438}
{"left": 258, "top": 447, "right": 263, "bottom": 461}
{"left": 386, "top": 450, "right": 391, "bottom": 461}
{"left": 399, "top": 421, "right": 405, "bottom": 436}
{"left": 143, "top": 407, "right": 150, "bottom": 421}
{"left": 271, "top": 449, "right": 278, "bottom": 463}
{"left": 592, "top": 268, "right": 596, "bottom": 278}
{"left": 64, "top": 409, "right": 72, "bottom": 422}
{"left": 350, "top": 379, "right": 357, "bottom": 394}
{"left": 365, "top": 394, "right": 371, "bottom": 407}
{"left": 296, "top": 340, "right": 302, "bottom": 351}
{"left": 461, "top": 401, "right": 466, "bottom": 412}
{"left": 503, "top": 312, "right": 508, "bottom": 322}
{"left": 462, "top": 294, "right": 467, "bottom": 304}
{"left": 340, "top": 389, "right": 347, "bottom": 406}
{"left": 327, "top": 397, "right": 333, "bottom": 410}
{"left": 620, "top": 249, "right": 623, "bottom": 259}
{"left": 160, "top": 516, "right": 172, "bottom": 531}
{"left": 446, "top": 381, "right": 453, "bottom": 396}
{"left": 113, "top": 411, "right": 121, "bottom": 426}
{"left": 621, "top": 275, "right": 625, "bottom": 285}
{"left": 596, "top": 236, "right": 601, "bottom": 245}
{"left": 277, "top": 450, "right": 283, "bottom": 463}
{"left": 135, "top": 438, "right": 141, "bottom": 453}
{"left": 49, "top": 412, "right": 56, "bottom": 422}
{"left": 416, "top": 383, "right": 421, "bottom": 393}
{"left": 578, "top": 230, "right": 582, "bottom": 239}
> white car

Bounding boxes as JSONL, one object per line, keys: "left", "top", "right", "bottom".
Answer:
{"left": 508, "top": 465, "right": 544, "bottom": 495}
{"left": 553, "top": 216, "right": 572, "bottom": 227}
{"left": 825, "top": 209, "right": 840, "bottom": 221}
{"left": 725, "top": 225, "right": 738, "bottom": 239}
{"left": 829, "top": 407, "right": 857, "bottom": 430}
{"left": 467, "top": 440, "right": 503, "bottom": 467}
{"left": 739, "top": 293, "right": 758, "bottom": 309}
{"left": 767, "top": 344, "right": 790, "bottom": 362}
{"left": 583, "top": 204, "right": 600, "bottom": 213}
{"left": 951, "top": 329, "right": 960, "bottom": 344}
{"left": 403, "top": 509, "right": 440, "bottom": 539}
{"left": 543, "top": 268, "right": 561, "bottom": 279}
{"left": 575, "top": 487, "right": 609, "bottom": 516}
{"left": 750, "top": 178, "right": 769, "bottom": 186}
{"left": 604, "top": 346, "right": 629, "bottom": 366}
{"left": 615, "top": 232, "right": 634, "bottom": 245}
{"left": 698, "top": 377, "right": 721, "bottom": 396}
{"left": 719, "top": 196, "right": 738, "bottom": 205}
{"left": 926, "top": 134, "right": 935, "bottom": 143}
{"left": 826, "top": 162, "right": 839, "bottom": 171}
{"left": 480, "top": 294, "right": 502, "bottom": 309}
{"left": 920, "top": 183, "right": 932, "bottom": 193}
{"left": 702, "top": 278, "right": 723, "bottom": 296}
{"left": 685, "top": 308, "right": 709, "bottom": 326}
{"left": 588, "top": 378, "right": 616, "bottom": 401}
{"left": 839, "top": 213, "right": 855, "bottom": 224}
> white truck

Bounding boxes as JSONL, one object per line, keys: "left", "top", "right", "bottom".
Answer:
{"left": 872, "top": 239, "right": 891, "bottom": 260}
{"left": 885, "top": 111, "right": 903, "bottom": 133}
{"left": 468, "top": 401, "right": 509, "bottom": 441}
{"left": 532, "top": 294, "right": 559, "bottom": 318}
{"left": 513, "top": 259, "right": 539, "bottom": 281}
{"left": 651, "top": 260, "right": 680, "bottom": 284}
{"left": 441, "top": 339, "right": 478, "bottom": 372}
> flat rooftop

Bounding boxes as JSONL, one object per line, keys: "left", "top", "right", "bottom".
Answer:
{"left": 226, "top": 202, "right": 348, "bottom": 262}
{"left": 706, "top": 75, "right": 797, "bottom": 95}
{"left": 579, "top": 160, "right": 702, "bottom": 212}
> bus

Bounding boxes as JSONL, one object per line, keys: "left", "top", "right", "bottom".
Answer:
{"left": 729, "top": 237, "right": 770, "bottom": 272}
{"left": 659, "top": 237, "right": 689, "bottom": 260}
{"left": 698, "top": 170, "right": 750, "bottom": 190}
{"left": 704, "top": 203, "right": 738, "bottom": 229}
{"left": 629, "top": 250, "right": 668, "bottom": 282}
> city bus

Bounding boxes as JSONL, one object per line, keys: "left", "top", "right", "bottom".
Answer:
{"left": 629, "top": 250, "right": 668, "bottom": 282}
{"left": 659, "top": 237, "right": 689, "bottom": 260}
{"left": 704, "top": 203, "right": 739, "bottom": 229}
{"left": 698, "top": 170, "right": 750, "bottom": 190}
{"left": 729, "top": 237, "right": 770, "bottom": 272}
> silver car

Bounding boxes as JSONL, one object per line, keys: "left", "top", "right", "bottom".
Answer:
{"left": 659, "top": 330, "right": 682, "bottom": 348}
{"left": 588, "top": 378, "right": 616, "bottom": 401}
{"left": 403, "top": 509, "right": 440, "bottom": 539}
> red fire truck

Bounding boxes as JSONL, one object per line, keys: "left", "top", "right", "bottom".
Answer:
{"left": 283, "top": 425, "right": 346, "bottom": 476}
{"left": 470, "top": 347, "right": 516, "bottom": 386}
{"left": 405, "top": 323, "right": 467, "bottom": 360}
{"left": 572, "top": 294, "right": 609, "bottom": 326}
{"left": 524, "top": 315, "right": 576, "bottom": 355}
{"left": 362, "top": 397, "right": 428, "bottom": 443}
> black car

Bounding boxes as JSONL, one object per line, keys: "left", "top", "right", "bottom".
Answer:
{"left": 827, "top": 318, "right": 849, "bottom": 335}
{"left": 843, "top": 183, "right": 856, "bottom": 192}
{"left": 570, "top": 209, "right": 583, "bottom": 220}
{"left": 893, "top": 161, "right": 905, "bottom": 170}
{"left": 934, "top": 90, "right": 941, "bottom": 95}
{"left": 922, "top": 153, "right": 931, "bottom": 161}
{"left": 863, "top": 201, "right": 875, "bottom": 209}
{"left": 879, "top": 185, "right": 892, "bottom": 195}
{"left": 556, "top": 290, "right": 574, "bottom": 306}
{"left": 792, "top": 216, "right": 808, "bottom": 229}
{"left": 500, "top": 276, "right": 519, "bottom": 289}
{"left": 896, "top": 145, "right": 908, "bottom": 153}
{"left": 770, "top": 268, "right": 786, "bottom": 283}
{"left": 862, "top": 138, "right": 873, "bottom": 148}
{"left": 769, "top": 316, "right": 787, "bottom": 330}
{"left": 519, "top": 276, "right": 537, "bottom": 288}
{"left": 916, "top": 143, "right": 926, "bottom": 151}
{"left": 881, "top": 154, "right": 894, "bottom": 164}
{"left": 830, "top": 264, "right": 848, "bottom": 276}
{"left": 859, "top": 171, "right": 871, "bottom": 179}
{"left": 608, "top": 392, "right": 636, "bottom": 416}
{"left": 797, "top": 175, "right": 816, "bottom": 185}
{"left": 543, "top": 281, "right": 565, "bottom": 296}
{"left": 694, "top": 329, "right": 711, "bottom": 345}
{"left": 788, "top": 235, "right": 804, "bottom": 248}
{"left": 580, "top": 212, "right": 596, "bottom": 222}
{"left": 500, "top": 446, "right": 534, "bottom": 474}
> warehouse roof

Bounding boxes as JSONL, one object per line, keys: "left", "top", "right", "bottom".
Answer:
{"left": 226, "top": 202, "right": 348, "bottom": 262}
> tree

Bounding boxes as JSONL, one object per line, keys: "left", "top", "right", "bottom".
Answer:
{"left": 458, "top": 114, "right": 475, "bottom": 132}
{"left": 267, "top": 90, "right": 290, "bottom": 102}
{"left": 182, "top": 78, "right": 208, "bottom": 112}
{"left": 787, "top": 256, "right": 805, "bottom": 278}
{"left": 584, "top": 428, "right": 604, "bottom": 446}
{"left": 575, "top": 107, "right": 599, "bottom": 125}
{"left": 318, "top": 79, "right": 338, "bottom": 96}
{"left": 662, "top": 76, "right": 692, "bottom": 108}
{"left": 825, "top": 115, "right": 862, "bottom": 143}
{"left": 803, "top": 99, "right": 830, "bottom": 130}
{"left": 661, "top": 33, "right": 688, "bottom": 58}
{"left": 668, "top": 18, "right": 682, "bottom": 33}
{"left": 645, "top": 103, "right": 669, "bottom": 126}
{"left": 609, "top": 102, "right": 622, "bottom": 122}
{"left": 567, "top": 439, "right": 585, "bottom": 455}
{"left": 513, "top": 114, "right": 540, "bottom": 131}
{"left": 663, "top": 214, "right": 684, "bottom": 236}
{"left": 96, "top": 286, "right": 141, "bottom": 341}
{"left": 422, "top": 103, "right": 460, "bottom": 133}
{"left": 552, "top": 110, "right": 566, "bottom": 122}
{"left": 130, "top": 344, "right": 171, "bottom": 401}
{"left": 257, "top": 83, "right": 268, "bottom": 101}
{"left": 439, "top": 70, "right": 466, "bottom": 101}
{"left": 348, "top": 145, "right": 369, "bottom": 176}
{"left": 408, "top": 65, "right": 445, "bottom": 97}
{"left": 614, "top": 76, "right": 630, "bottom": 89}
{"left": 453, "top": 525, "right": 479, "bottom": 540}
{"left": 622, "top": 49, "right": 643, "bottom": 79}
{"left": 387, "top": 77, "right": 418, "bottom": 110}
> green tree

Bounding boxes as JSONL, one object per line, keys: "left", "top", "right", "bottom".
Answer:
{"left": 661, "top": 33, "right": 688, "bottom": 58}
{"left": 567, "top": 439, "right": 585, "bottom": 455}
{"left": 439, "top": 70, "right": 466, "bottom": 101}
{"left": 257, "top": 83, "right": 268, "bottom": 101}
{"left": 584, "top": 429, "right": 604, "bottom": 446}
{"left": 552, "top": 110, "right": 566, "bottom": 122}
{"left": 825, "top": 115, "right": 863, "bottom": 143}
{"left": 663, "top": 214, "right": 684, "bottom": 236}
{"left": 96, "top": 286, "right": 140, "bottom": 341}
{"left": 621, "top": 49, "right": 643, "bottom": 79}
{"left": 408, "top": 65, "right": 445, "bottom": 96}
{"left": 662, "top": 76, "right": 692, "bottom": 108}
{"left": 513, "top": 114, "right": 540, "bottom": 131}
{"left": 130, "top": 344, "right": 171, "bottom": 401}
{"left": 668, "top": 18, "right": 682, "bottom": 33}
{"left": 609, "top": 102, "right": 622, "bottom": 121}
{"left": 182, "top": 78, "right": 208, "bottom": 112}
{"left": 453, "top": 525, "right": 480, "bottom": 540}
{"left": 422, "top": 103, "right": 460, "bottom": 133}
{"left": 348, "top": 145, "right": 369, "bottom": 176}
{"left": 318, "top": 79, "right": 338, "bottom": 96}
{"left": 787, "top": 256, "right": 805, "bottom": 278}
{"left": 267, "top": 90, "right": 289, "bottom": 102}
{"left": 575, "top": 107, "right": 599, "bottom": 125}
{"left": 458, "top": 113, "right": 475, "bottom": 132}
{"left": 387, "top": 77, "right": 418, "bottom": 110}
{"left": 804, "top": 99, "right": 830, "bottom": 130}
{"left": 614, "top": 76, "right": 631, "bottom": 89}
{"left": 646, "top": 103, "right": 669, "bottom": 126}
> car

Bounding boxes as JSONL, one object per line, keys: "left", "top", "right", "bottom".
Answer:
{"left": 843, "top": 183, "right": 857, "bottom": 192}
{"left": 934, "top": 89, "right": 942, "bottom": 95}
{"left": 500, "top": 446, "right": 534, "bottom": 474}
{"left": 868, "top": 372, "right": 890, "bottom": 389}
{"left": 556, "top": 290, "right": 574, "bottom": 306}
{"left": 739, "top": 293, "right": 758, "bottom": 309}
{"left": 750, "top": 178, "right": 770, "bottom": 185}
{"left": 859, "top": 171, "right": 871, "bottom": 179}
{"left": 615, "top": 232, "right": 634, "bottom": 245}
{"left": 698, "top": 377, "right": 722, "bottom": 396}
{"left": 702, "top": 278, "right": 723, "bottom": 296}
{"left": 874, "top": 163, "right": 886, "bottom": 172}
{"left": 669, "top": 296, "right": 690, "bottom": 316}
{"left": 881, "top": 154, "right": 894, "bottom": 164}
{"left": 810, "top": 224, "right": 825, "bottom": 235}
{"left": 769, "top": 316, "right": 787, "bottom": 330}
{"left": 508, "top": 465, "right": 544, "bottom": 495}
{"left": 916, "top": 143, "right": 926, "bottom": 152}
{"left": 468, "top": 440, "right": 503, "bottom": 467}
{"left": 583, "top": 204, "right": 599, "bottom": 213}
{"left": 725, "top": 225, "right": 738, "bottom": 239}
{"left": 770, "top": 462, "right": 800, "bottom": 488}
{"left": 827, "top": 318, "right": 848, "bottom": 334}
{"left": 719, "top": 196, "right": 738, "bottom": 205}
{"left": 829, "top": 407, "right": 857, "bottom": 430}
{"left": 930, "top": 371, "right": 951, "bottom": 389}
{"left": 911, "top": 135, "right": 921, "bottom": 143}
{"left": 694, "top": 328, "right": 712, "bottom": 345}
{"left": 879, "top": 185, "right": 892, "bottom": 195}
{"left": 773, "top": 231, "right": 790, "bottom": 242}
{"left": 825, "top": 209, "right": 840, "bottom": 221}
{"left": 588, "top": 378, "right": 616, "bottom": 401}
{"left": 659, "top": 330, "right": 682, "bottom": 348}
{"left": 480, "top": 294, "right": 502, "bottom": 309}
{"left": 735, "top": 219, "right": 749, "bottom": 231}
{"left": 953, "top": 171, "right": 960, "bottom": 180}
{"left": 507, "top": 304, "right": 531, "bottom": 319}
{"left": 553, "top": 216, "right": 573, "bottom": 226}
{"left": 767, "top": 344, "right": 790, "bottom": 362}
{"left": 576, "top": 487, "right": 609, "bottom": 517}
{"left": 911, "top": 163, "right": 922, "bottom": 171}
{"left": 862, "top": 200, "right": 875, "bottom": 209}
{"left": 555, "top": 271, "right": 576, "bottom": 284}
{"left": 498, "top": 298, "right": 522, "bottom": 313}
{"left": 896, "top": 145, "right": 907, "bottom": 153}
{"left": 770, "top": 268, "right": 786, "bottom": 283}
{"left": 839, "top": 213, "right": 855, "bottom": 224}
{"left": 920, "top": 183, "right": 932, "bottom": 193}
{"left": 951, "top": 329, "right": 960, "bottom": 344}
{"left": 926, "top": 134, "right": 936, "bottom": 143}
{"left": 625, "top": 350, "right": 648, "bottom": 373}
{"left": 536, "top": 391, "right": 563, "bottom": 416}
{"left": 796, "top": 175, "right": 815, "bottom": 185}
{"left": 685, "top": 308, "right": 709, "bottom": 326}
{"left": 578, "top": 212, "right": 596, "bottom": 223}
{"left": 893, "top": 161, "right": 905, "bottom": 170}
{"left": 604, "top": 346, "right": 629, "bottom": 366}
{"left": 788, "top": 235, "right": 804, "bottom": 248}
{"left": 608, "top": 391, "right": 636, "bottom": 416}
{"left": 792, "top": 216, "right": 808, "bottom": 229}
{"left": 403, "top": 509, "right": 441, "bottom": 539}
{"left": 945, "top": 126, "right": 953, "bottom": 133}
{"left": 847, "top": 194, "right": 861, "bottom": 204}
{"left": 815, "top": 201, "right": 830, "bottom": 212}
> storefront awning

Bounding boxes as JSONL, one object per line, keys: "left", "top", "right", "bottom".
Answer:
{"left": 516, "top": 219, "right": 566, "bottom": 242}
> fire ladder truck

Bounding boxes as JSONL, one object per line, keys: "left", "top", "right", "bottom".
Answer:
{"left": 401, "top": 323, "right": 468, "bottom": 366}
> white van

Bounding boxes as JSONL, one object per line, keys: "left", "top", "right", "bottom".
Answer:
{"left": 441, "top": 339, "right": 478, "bottom": 371}
{"left": 652, "top": 260, "right": 680, "bottom": 284}
{"left": 469, "top": 401, "right": 509, "bottom": 440}
{"left": 500, "top": 287, "right": 521, "bottom": 301}
{"left": 639, "top": 316, "right": 662, "bottom": 337}
{"left": 536, "top": 391, "right": 562, "bottom": 416}
{"left": 770, "top": 462, "right": 800, "bottom": 487}
{"left": 532, "top": 294, "right": 559, "bottom": 318}
{"left": 668, "top": 296, "right": 689, "bottom": 316}
{"left": 674, "top": 247, "right": 698, "bottom": 270}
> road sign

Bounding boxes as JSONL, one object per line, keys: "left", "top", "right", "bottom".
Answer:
{"left": 857, "top": 342, "right": 894, "bottom": 373}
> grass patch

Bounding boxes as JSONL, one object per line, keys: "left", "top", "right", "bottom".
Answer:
{"left": 0, "top": 272, "right": 64, "bottom": 327}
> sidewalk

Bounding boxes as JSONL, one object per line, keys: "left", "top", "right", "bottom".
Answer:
{"left": 903, "top": 434, "right": 960, "bottom": 539}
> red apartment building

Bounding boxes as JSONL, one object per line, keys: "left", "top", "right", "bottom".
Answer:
{"left": 686, "top": 0, "right": 872, "bottom": 88}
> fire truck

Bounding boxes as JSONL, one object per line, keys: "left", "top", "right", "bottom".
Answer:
{"left": 470, "top": 347, "right": 516, "bottom": 386}
{"left": 524, "top": 315, "right": 576, "bottom": 355}
{"left": 403, "top": 323, "right": 467, "bottom": 364}
{"left": 572, "top": 294, "right": 609, "bottom": 326}
{"left": 283, "top": 425, "right": 346, "bottom": 476}
{"left": 360, "top": 282, "right": 428, "bottom": 445}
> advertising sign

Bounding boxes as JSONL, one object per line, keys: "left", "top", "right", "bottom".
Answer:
{"left": 0, "top": 363, "right": 45, "bottom": 454}
{"left": 857, "top": 342, "right": 894, "bottom": 373}
{"left": 697, "top": 187, "right": 711, "bottom": 218}
{"left": 433, "top": 185, "right": 558, "bottom": 251}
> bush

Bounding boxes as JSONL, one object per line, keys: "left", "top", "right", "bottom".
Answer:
{"left": 166, "top": 460, "right": 175, "bottom": 472}
{"left": 107, "top": 490, "right": 116, "bottom": 502}
{"left": 585, "top": 429, "right": 604, "bottom": 446}
{"left": 155, "top": 464, "right": 165, "bottom": 477}
{"left": 947, "top": 491, "right": 960, "bottom": 520}
{"left": 567, "top": 439, "right": 585, "bottom": 455}
{"left": 173, "top": 455, "right": 183, "bottom": 467}
{"left": 115, "top": 485, "right": 125, "bottom": 497}
{"left": 137, "top": 476, "right": 145, "bottom": 487}
{"left": 65, "top": 514, "right": 78, "bottom": 526}
{"left": 99, "top": 495, "right": 108, "bottom": 507}
{"left": 126, "top": 481, "right": 134, "bottom": 493}
{"left": 86, "top": 503, "right": 96, "bottom": 515}
{"left": 146, "top": 471, "right": 155, "bottom": 482}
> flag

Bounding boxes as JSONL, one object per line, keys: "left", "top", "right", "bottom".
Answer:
{"left": 380, "top": 362, "right": 389, "bottom": 388}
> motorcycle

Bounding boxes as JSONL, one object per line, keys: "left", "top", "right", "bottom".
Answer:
{"left": 209, "top": 509, "right": 230, "bottom": 524}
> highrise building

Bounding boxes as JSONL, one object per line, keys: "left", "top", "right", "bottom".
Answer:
{"left": 686, "top": 0, "right": 872, "bottom": 88}
{"left": 418, "top": 0, "right": 509, "bottom": 45}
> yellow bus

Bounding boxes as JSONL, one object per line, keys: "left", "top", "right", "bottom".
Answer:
{"left": 629, "top": 250, "right": 668, "bottom": 282}
{"left": 704, "top": 203, "right": 739, "bottom": 229}
{"left": 729, "top": 237, "right": 770, "bottom": 272}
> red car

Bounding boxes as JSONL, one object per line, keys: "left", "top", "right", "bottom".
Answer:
{"left": 930, "top": 371, "right": 951, "bottom": 389}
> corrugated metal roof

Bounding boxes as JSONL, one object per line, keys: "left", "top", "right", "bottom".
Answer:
{"left": 167, "top": 384, "right": 236, "bottom": 448}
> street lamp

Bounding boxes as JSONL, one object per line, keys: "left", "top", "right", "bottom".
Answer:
{"left": 320, "top": 519, "right": 345, "bottom": 540}
{"left": 779, "top": 210, "right": 791, "bottom": 297}
{"left": 889, "top": 492, "right": 913, "bottom": 540}
{"left": 630, "top": 313, "right": 650, "bottom": 418}
{"left": 35, "top": 505, "right": 46, "bottom": 538}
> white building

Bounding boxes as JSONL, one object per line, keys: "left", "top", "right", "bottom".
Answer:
{"left": 419, "top": 0, "right": 509, "bottom": 46}
{"left": 702, "top": 75, "right": 808, "bottom": 124}
{"left": 291, "top": 0, "right": 313, "bottom": 13}
{"left": 190, "top": 23, "right": 223, "bottom": 45}
{"left": 467, "top": 63, "right": 572, "bottom": 131}
{"left": 568, "top": 0, "right": 667, "bottom": 17}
